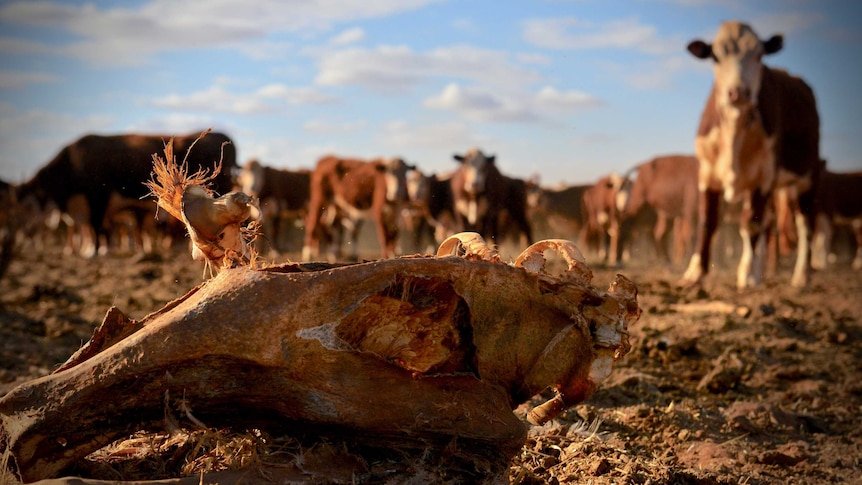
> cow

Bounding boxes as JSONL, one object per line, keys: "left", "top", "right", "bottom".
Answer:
{"left": 238, "top": 159, "right": 311, "bottom": 254}
{"left": 16, "top": 131, "right": 237, "bottom": 257}
{"left": 302, "top": 155, "right": 413, "bottom": 261}
{"left": 810, "top": 168, "right": 862, "bottom": 270}
{"left": 403, "top": 168, "right": 456, "bottom": 254}
{"left": 527, "top": 181, "right": 590, "bottom": 241}
{"left": 615, "top": 155, "right": 699, "bottom": 266}
{"left": 681, "top": 21, "right": 821, "bottom": 289}
{"left": 581, "top": 174, "right": 623, "bottom": 265}
{"left": 450, "top": 148, "right": 532, "bottom": 247}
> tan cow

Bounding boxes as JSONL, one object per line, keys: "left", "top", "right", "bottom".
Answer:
{"left": 581, "top": 174, "right": 623, "bottom": 265}
{"left": 616, "top": 155, "right": 699, "bottom": 266}
{"left": 302, "top": 155, "right": 413, "bottom": 261}
{"left": 681, "top": 21, "right": 821, "bottom": 289}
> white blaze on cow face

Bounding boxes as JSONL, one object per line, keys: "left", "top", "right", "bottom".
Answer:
{"left": 239, "top": 159, "right": 264, "bottom": 196}
{"left": 456, "top": 148, "right": 493, "bottom": 197}
{"left": 406, "top": 168, "right": 428, "bottom": 204}
{"left": 384, "top": 158, "right": 412, "bottom": 203}
{"left": 689, "top": 21, "right": 783, "bottom": 202}
{"left": 454, "top": 148, "right": 495, "bottom": 225}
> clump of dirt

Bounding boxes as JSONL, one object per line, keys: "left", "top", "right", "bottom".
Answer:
{"left": 1, "top": 245, "right": 861, "bottom": 484}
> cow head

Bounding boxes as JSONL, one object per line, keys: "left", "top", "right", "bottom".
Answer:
{"left": 688, "top": 21, "right": 782, "bottom": 109}
{"left": 689, "top": 21, "right": 781, "bottom": 201}
{"left": 238, "top": 159, "right": 264, "bottom": 197}
{"left": 380, "top": 157, "right": 414, "bottom": 203}
{"left": 406, "top": 167, "right": 430, "bottom": 205}
{"left": 453, "top": 147, "right": 495, "bottom": 196}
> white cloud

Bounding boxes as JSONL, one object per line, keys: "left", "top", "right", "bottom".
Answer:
{"left": 423, "top": 83, "right": 537, "bottom": 123}
{"left": 151, "top": 83, "right": 337, "bottom": 114}
{"left": 523, "top": 17, "right": 679, "bottom": 55}
{"left": 315, "top": 44, "right": 543, "bottom": 91}
{"left": 0, "top": 0, "right": 443, "bottom": 66}
{"left": 535, "top": 86, "right": 602, "bottom": 110}
{"left": 303, "top": 119, "right": 367, "bottom": 134}
{"left": 424, "top": 83, "right": 601, "bottom": 123}
{"left": 0, "top": 70, "right": 56, "bottom": 89}
{"left": 330, "top": 27, "right": 366, "bottom": 45}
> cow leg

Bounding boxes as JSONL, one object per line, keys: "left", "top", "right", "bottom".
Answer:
{"left": 790, "top": 187, "right": 816, "bottom": 287}
{"left": 653, "top": 213, "right": 670, "bottom": 263}
{"left": 738, "top": 189, "right": 771, "bottom": 289}
{"left": 682, "top": 190, "right": 720, "bottom": 286}
{"left": 852, "top": 219, "right": 862, "bottom": 270}
{"left": 811, "top": 213, "right": 831, "bottom": 270}
{"left": 614, "top": 216, "right": 633, "bottom": 268}
{"left": 673, "top": 216, "right": 691, "bottom": 266}
{"left": 89, "top": 195, "right": 110, "bottom": 258}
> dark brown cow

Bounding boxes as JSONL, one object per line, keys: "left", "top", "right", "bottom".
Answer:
{"left": 450, "top": 148, "right": 532, "bottom": 246}
{"left": 681, "top": 21, "right": 821, "bottom": 289}
{"left": 403, "top": 168, "right": 456, "bottom": 253}
{"left": 527, "top": 182, "right": 590, "bottom": 241}
{"left": 811, "top": 169, "right": 862, "bottom": 270}
{"left": 17, "top": 131, "right": 237, "bottom": 257}
{"left": 616, "top": 155, "right": 699, "bottom": 265}
{"left": 302, "top": 155, "right": 413, "bottom": 261}
{"left": 581, "top": 174, "right": 623, "bottom": 264}
{"left": 239, "top": 159, "right": 311, "bottom": 253}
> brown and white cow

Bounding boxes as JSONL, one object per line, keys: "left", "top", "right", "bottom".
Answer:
{"left": 239, "top": 159, "right": 311, "bottom": 254}
{"left": 810, "top": 168, "right": 862, "bottom": 270}
{"left": 616, "top": 155, "right": 699, "bottom": 266}
{"left": 681, "top": 21, "right": 821, "bottom": 289}
{"left": 450, "top": 148, "right": 532, "bottom": 246}
{"left": 302, "top": 155, "right": 413, "bottom": 261}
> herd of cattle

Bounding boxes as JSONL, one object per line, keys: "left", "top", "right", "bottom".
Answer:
{"left": 1, "top": 21, "right": 861, "bottom": 289}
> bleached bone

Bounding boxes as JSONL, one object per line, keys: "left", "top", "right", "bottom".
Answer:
{"left": 0, "top": 235, "right": 639, "bottom": 481}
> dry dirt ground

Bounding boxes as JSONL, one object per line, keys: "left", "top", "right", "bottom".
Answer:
{"left": 1, "top": 238, "right": 861, "bottom": 484}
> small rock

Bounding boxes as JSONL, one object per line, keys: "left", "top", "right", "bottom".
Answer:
{"left": 590, "top": 457, "right": 610, "bottom": 476}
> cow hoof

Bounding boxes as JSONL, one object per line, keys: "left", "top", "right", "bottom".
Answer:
{"left": 790, "top": 274, "right": 808, "bottom": 288}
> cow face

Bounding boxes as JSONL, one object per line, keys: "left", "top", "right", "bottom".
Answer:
{"left": 383, "top": 158, "right": 413, "bottom": 203}
{"left": 453, "top": 148, "right": 495, "bottom": 196}
{"left": 688, "top": 21, "right": 782, "bottom": 109}
{"left": 238, "top": 159, "right": 264, "bottom": 196}
{"left": 406, "top": 168, "right": 429, "bottom": 205}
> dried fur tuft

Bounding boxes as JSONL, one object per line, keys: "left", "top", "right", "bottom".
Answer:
{"left": 145, "top": 128, "right": 225, "bottom": 223}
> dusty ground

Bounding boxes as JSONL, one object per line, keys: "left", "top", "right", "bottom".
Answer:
{"left": 1, "top": 237, "right": 861, "bottom": 484}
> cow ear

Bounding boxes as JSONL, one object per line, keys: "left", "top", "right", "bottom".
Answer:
{"left": 453, "top": 154, "right": 465, "bottom": 163}
{"left": 687, "top": 40, "right": 713, "bottom": 60}
{"left": 763, "top": 34, "right": 783, "bottom": 55}
{"left": 488, "top": 156, "right": 496, "bottom": 164}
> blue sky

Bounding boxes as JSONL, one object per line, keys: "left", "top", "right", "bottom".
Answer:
{"left": 1, "top": 0, "right": 860, "bottom": 188}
